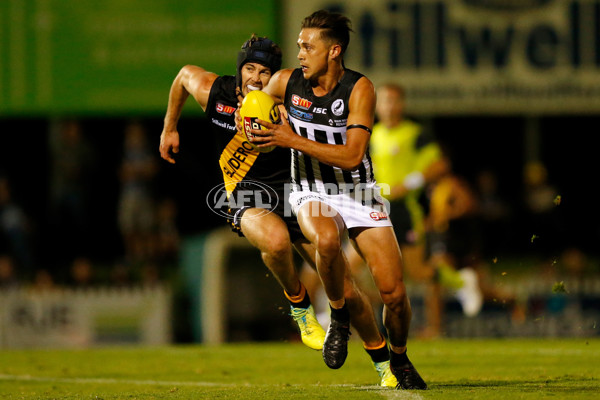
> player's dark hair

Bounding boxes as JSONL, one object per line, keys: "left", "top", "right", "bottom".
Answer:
{"left": 301, "top": 10, "right": 353, "bottom": 55}
{"left": 236, "top": 34, "right": 282, "bottom": 90}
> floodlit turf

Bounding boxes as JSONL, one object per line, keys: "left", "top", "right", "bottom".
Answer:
{"left": 0, "top": 338, "right": 598, "bottom": 399}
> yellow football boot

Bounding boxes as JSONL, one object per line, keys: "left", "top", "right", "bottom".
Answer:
{"left": 373, "top": 360, "right": 399, "bottom": 388}
{"left": 290, "top": 305, "right": 326, "bottom": 350}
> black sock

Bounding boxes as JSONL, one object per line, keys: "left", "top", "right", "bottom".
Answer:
{"left": 330, "top": 303, "right": 350, "bottom": 322}
{"left": 390, "top": 349, "right": 410, "bottom": 368}
{"left": 366, "top": 345, "right": 390, "bottom": 363}
{"left": 288, "top": 291, "right": 311, "bottom": 309}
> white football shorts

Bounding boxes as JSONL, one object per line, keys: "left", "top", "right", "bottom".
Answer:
{"left": 288, "top": 185, "right": 393, "bottom": 229}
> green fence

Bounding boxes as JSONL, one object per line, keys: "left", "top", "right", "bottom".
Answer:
{"left": 0, "top": 0, "right": 277, "bottom": 116}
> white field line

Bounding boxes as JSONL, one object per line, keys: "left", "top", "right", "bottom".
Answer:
{"left": 379, "top": 390, "right": 425, "bottom": 400}
{"left": 0, "top": 374, "right": 234, "bottom": 387}
{"left": 354, "top": 385, "right": 425, "bottom": 400}
{"left": 0, "top": 373, "right": 424, "bottom": 398}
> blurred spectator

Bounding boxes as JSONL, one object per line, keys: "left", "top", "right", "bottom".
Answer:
{"left": 526, "top": 246, "right": 593, "bottom": 320}
{"left": 522, "top": 161, "right": 563, "bottom": 258}
{"left": 0, "top": 174, "right": 35, "bottom": 278}
{"left": 110, "top": 261, "right": 133, "bottom": 287}
{"left": 117, "top": 121, "right": 159, "bottom": 265}
{"left": 48, "top": 119, "right": 94, "bottom": 266}
{"left": 69, "top": 256, "right": 95, "bottom": 288}
{"left": 140, "top": 262, "right": 161, "bottom": 287}
{"left": 153, "top": 197, "right": 180, "bottom": 267}
{"left": 31, "top": 269, "right": 56, "bottom": 292}
{"left": 559, "top": 247, "right": 593, "bottom": 279}
{"left": 0, "top": 254, "right": 19, "bottom": 289}
{"left": 475, "top": 169, "right": 513, "bottom": 258}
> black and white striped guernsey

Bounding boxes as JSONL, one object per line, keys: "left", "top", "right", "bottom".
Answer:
{"left": 283, "top": 68, "right": 375, "bottom": 195}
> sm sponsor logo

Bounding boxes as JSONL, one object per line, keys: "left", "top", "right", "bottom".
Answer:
{"left": 369, "top": 211, "right": 388, "bottom": 221}
{"left": 291, "top": 94, "right": 313, "bottom": 109}
{"left": 216, "top": 103, "right": 236, "bottom": 115}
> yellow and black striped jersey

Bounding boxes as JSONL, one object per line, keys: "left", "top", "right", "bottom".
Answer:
{"left": 206, "top": 75, "right": 291, "bottom": 196}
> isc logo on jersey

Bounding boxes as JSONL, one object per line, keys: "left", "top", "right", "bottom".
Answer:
{"left": 240, "top": 90, "right": 281, "bottom": 153}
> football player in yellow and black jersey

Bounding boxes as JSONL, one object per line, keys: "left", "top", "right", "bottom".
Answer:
{"left": 159, "top": 35, "right": 393, "bottom": 386}
{"left": 246, "top": 11, "right": 427, "bottom": 390}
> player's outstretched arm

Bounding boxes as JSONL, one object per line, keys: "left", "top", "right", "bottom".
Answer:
{"left": 160, "top": 65, "right": 218, "bottom": 163}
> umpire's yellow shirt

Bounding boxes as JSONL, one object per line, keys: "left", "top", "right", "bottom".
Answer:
{"left": 370, "top": 119, "right": 442, "bottom": 237}
{"left": 370, "top": 119, "right": 441, "bottom": 188}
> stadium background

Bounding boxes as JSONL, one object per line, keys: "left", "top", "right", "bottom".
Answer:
{"left": 0, "top": 0, "right": 599, "bottom": 346}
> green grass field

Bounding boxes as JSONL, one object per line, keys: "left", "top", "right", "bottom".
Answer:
{"left": 0, "top": 338, "right": 598, "bottom": 399}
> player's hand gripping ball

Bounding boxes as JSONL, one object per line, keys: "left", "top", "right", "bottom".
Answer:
{"left": 240, "top": 90, "right": 281, "bottom": 153}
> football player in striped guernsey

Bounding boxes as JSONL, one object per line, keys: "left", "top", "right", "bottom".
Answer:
{"left": 159, "top": 34, "right": 396, "bottom": 387}
{"left": 247, "top": 10, "right": 427, "bottom": 390}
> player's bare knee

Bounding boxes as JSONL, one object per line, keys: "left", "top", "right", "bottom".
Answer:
{"left": 314, "top": 231, "right": 341, "bottom": 259}
{"left": 379, "top": 283, "right": 408, "bottom": 313}
{"left": 261, "top": 233, "right": 292, "bottom": 263}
